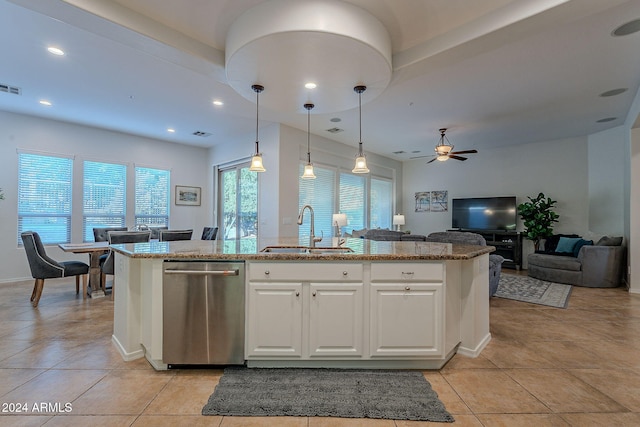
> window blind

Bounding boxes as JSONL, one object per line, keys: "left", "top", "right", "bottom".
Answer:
{"left": 135, "top": 166, "right": 170, "bottom": 227}
{"left": 299, "top": 164, "right": 336, "bottom": 240}
{"left": 370, "top": 177, "right": 392, "bottom": 229}
{"left": 18, "top": 152, "right": 73, "bottom": 245}
{"left": 83, "top": 160, "right": 126, "bottom": 241}
{"left": 339, "top": 172, "right": 366, "bottom": 231}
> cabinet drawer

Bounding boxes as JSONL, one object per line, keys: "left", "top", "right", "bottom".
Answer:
{"left": 370, "top": 262, "right": 443, "bottom": 282}
{"left": 249, "top": 262, "right": 363, "bottom": 281}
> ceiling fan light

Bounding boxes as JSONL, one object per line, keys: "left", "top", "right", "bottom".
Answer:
{"left": 301, "top": 163, "right": 316, "bottom": 179}
{"left": 436, "top": 154, "right": 449, "bottom": 162}
{"left": 435, "top": 144, "right": 453, "bottom": 155}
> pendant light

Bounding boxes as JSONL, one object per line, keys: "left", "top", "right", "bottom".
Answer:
{"left": 301, "top": 103, "right": 316, "bottom": 179}
{"left": 352, "top": 85, "right": 370, "bottom": 173}
{"left": 249, "top": 84, "right": 266, "bottom": 172}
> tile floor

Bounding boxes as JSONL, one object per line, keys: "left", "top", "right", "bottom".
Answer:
{"left": 1, "top": 272, "right": 640, "bottom": 426}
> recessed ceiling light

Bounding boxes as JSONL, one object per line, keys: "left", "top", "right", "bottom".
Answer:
{"left": 305, "top": 82, "right": 317, "bottom": 89}
{"left": 213, "top": 100, "right": 224, "bottom": 106}
{"left": 596, "top": 117, "right": 617, "bottom": 123}
{"left": 39, "top": 100, "right": 52, "bottom": 106}
{"left": 47, "top": 46, "right": 64, "bottom": 56}
{"left": 599, "top": 88, "right": 628, "bottom": 97}
{"left": 612, "top": 18, "right": 640, "bottom": 37}
{"left": 167, "top": 128, "right": 175, "bottom": 133}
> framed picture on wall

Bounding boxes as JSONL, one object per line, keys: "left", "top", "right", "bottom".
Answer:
{"left": 175, "top": 185, "right": 201, "bottom": 206}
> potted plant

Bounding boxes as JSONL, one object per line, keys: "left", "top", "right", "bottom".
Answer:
{"left": 517, "top": 192, "right": 559, "bottom": 252}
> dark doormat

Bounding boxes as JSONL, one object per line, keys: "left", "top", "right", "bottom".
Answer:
{"left": 202, "top": 367, "right": 454, "bottom": 422}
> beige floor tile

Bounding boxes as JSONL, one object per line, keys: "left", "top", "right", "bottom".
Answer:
{"left": 476, "top": 413, "right": 570, "bottom": 426}
{"left": 572, "top": 340, "right": 640, "bottom": 369}
{"left": 521, "top": 341, "right": 615, "bottom": 369}
{"left": 0, "top": 340, "right": 36, "bottom": 363}
{"left": 569, "top": 368, "right": 640, "bottom": 411}
{"left": 0, "top": 368, "right": 45, "bottom": 397}
{"left": 144, "top": 375, "right": 221, "bottom": 415}
{"left": 0, "top": 415, "right": 53, "bottom": 426}
{"left": 132, "top": 415, "right": 223, "bottom": 426}
{"left": 223, "top": 416, "right": 308, "bottom": 426}
{"left": 505, "top": 369, "right": 627, "bottom": 413}
{"left": 71, "top": 370, "right": 174, "bottom": 415}
{"left": 1, "top": 369, "right": 108, "bottom": 414}
{"left": 560, "top": 412, "right": 640, "bottom": 427}
{"left": 439, "top": 353, "right": 497, "bottom": 371}
{"left": 421, "top": 372, "right": 472, "bottom": 414}
{"left": 395, "top": 414, "right": 483, "bottom": 426}
{"left": 42, "top": 414, "right": 137, "bottom": 426}
{"left": 480, "top": 338, "right": 555, "bottom": 368}
{"left": 0, "top": 340, "right": 85, "bottom": 369}
{"left": 442, "top": 369, "right": 549, "bottom": 414}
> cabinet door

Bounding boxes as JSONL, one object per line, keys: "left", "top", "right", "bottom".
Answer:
{"left": 370, "top": 283, "right": 443, "bottom": 357}
{"left": 246, "top": 282, "right": 302, "bottom": 357}
{"left": 309, "top": 284, "right": 363, "bottom": 357}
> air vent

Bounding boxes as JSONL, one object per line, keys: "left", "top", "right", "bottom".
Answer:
{"left": 392, "top": 150, "right": 406, "bottom": 154}
{"left": 0, "top": 84, "right": 21, "bottom": 95}
{"left": 326, "top": 127, "right": 343, "bottom": 134}
{"left": 192, "top": 131, "right": 212, "bottom": 137}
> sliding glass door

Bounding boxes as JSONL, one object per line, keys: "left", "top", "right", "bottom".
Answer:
{"left": 219, "top": 163, "right": 258, "bottom": 252}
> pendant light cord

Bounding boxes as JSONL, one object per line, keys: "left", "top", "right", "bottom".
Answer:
{"left": 307, "top": 106, "right": 311, "bottom": 162}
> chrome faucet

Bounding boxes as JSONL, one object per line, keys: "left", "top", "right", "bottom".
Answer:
{"left": 297, "top": 204, "right": 322, "bottom": 248}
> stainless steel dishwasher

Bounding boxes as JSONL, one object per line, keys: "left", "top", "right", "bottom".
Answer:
{"left": 163, "top": 261, "right": 245, "bottom": 366}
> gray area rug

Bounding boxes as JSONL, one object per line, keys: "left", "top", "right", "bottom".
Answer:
{"left": 495, "top": 274, "right": 572, "bottom": 308}
{"left": 202, "top": 367, "right": 454, "bottom": 422}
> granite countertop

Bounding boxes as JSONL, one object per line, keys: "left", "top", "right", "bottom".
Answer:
{"left": 111, "top": 237, "right": 494, "bottom": 261}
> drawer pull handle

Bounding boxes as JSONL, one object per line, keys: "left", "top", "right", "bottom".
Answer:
{"left": 295, "top": 291, "right": 300, "bottom": 297}
{"left": 342, "top": 271, "right": 348, "bottom": 276}
{"left": 264, "top": 270, "right": 270, "bottom": 275}
{"left": 402, "top": 271, "right": 414, "bottom": 275}
{"left": 312, "top": 291, "right": 317, "bottom": 297}
{"left": 405, "top": 286, "right": 411, "bottom": 291}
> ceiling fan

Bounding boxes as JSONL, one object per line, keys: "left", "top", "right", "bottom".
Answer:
{"left": 411, "top": 128, "right": 478, "bottom": 163}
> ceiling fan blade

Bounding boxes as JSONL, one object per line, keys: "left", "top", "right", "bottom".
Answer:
{"left": 450, "top": 149, "right": 478, "bottom": 155}
{"left": 449, "top": 155, "right": 468, "bottom": 161}
{"left": 426, "top": 158, "right": 438, "bottom": 164}
{"left": 410, "top": 154, "right": 435, "bottom": 159}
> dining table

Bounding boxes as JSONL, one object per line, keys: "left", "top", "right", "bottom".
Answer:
{"left": 58, "top": 241, "right": 110, "bottom": 298}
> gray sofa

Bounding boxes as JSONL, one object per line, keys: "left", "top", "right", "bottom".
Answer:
{"left": 527, "top": 235, "right": 625, "bottom": 287}
{"left": 362, "top": 229, "right": 427, "bottom": 241}
{"left": 425, "top": 231, "right": 505, "bottom": 297}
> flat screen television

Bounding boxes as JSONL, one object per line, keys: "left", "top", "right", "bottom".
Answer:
{"left": 451, "top": 196, "right": 517, "bottom": 231}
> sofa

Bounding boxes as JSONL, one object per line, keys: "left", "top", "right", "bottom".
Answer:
{"left": 361, "top": 229, "right": 427, "bottom": 241}
{"left": 425, "top": 231, "right": 505, "bottom": 297}
{"left": 527, "top": 235, "right": 625, "bottom": 287}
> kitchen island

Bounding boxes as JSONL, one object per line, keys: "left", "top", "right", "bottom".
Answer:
{"left": 110, "top": 237, "right": 493, "bottom": 370}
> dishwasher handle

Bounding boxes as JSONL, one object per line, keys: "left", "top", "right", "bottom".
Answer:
{"left": 164, "top": 269, "right": 239, "bottom": 276}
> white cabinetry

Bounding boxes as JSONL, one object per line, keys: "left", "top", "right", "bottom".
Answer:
{"left": 370, "top": 263, "right": 444, "bottom": 357}
{"left": 246, "top": 263, "right": 363, "bottom": 359}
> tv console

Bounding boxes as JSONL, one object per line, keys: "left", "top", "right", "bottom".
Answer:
{"left": 449, "top": 230, "right": 522, "bottom": 270}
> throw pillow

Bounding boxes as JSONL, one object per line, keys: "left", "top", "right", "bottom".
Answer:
{"left": 596, "top": 236, "right": 623, "bottom": 246}
{"left": 544, "top": 234, "right": 580, "bottom": 252}
{"left": 572, "top": 239, "right": 593, "bottom": 257}
{"left": 555, "top": 237, "right": 582, "bottom": 253}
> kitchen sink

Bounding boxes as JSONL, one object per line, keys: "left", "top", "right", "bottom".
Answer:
{"left": 260, "top": 246, "right": 353, "bottom": 254}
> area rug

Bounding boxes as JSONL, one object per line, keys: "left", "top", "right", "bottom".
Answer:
{"left": 495, "top": 274, "right": 572, "bottom": 308}
{"left": 202, "top": 367, "right": 454, "bottom": 422}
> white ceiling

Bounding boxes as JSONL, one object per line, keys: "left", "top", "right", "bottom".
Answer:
{"left": 1, "top": 0, "right": 639, "bottom": 161}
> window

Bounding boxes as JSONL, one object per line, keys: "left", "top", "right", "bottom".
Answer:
{"left": 83, "top": 161, "right": 126, "bottom": 241}
{"left": 135, "top": 166, "right": 170, "bottom": 228}
{"left": 299, "top": 164, "right": 336, "bottom": 240}
{"left": 370, "top": 177, "right": 392, "bottom": 229}
{"left": 299, "top": 163, "right": 394, "bottom": 237}
{"left": 18, "top": 152, "right": 73, "bottom": 244}
{"left": 219, "top": 163, "right": 258, "bottom": 253}
{"left": 339, "top": 172, "right": 366, "bottom": 230}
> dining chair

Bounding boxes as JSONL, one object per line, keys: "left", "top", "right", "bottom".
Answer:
{"left": 100, "top": 231, "right": 151, "bottom": 295}
{"left": 93, "top": 226, "right": 127, "bottom": 242}
{"left": 21, "top": 231, "right": 90, "bottom": 307}
{"left": 201, "top": 226, "right": 218, "bottom": 240}
{"left": 159, "top": 229, "right": 193, "bottom": 241}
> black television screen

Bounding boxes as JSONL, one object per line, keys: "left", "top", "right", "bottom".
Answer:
{"left": 451, "top": 197, "right": 517, "bottom": 231}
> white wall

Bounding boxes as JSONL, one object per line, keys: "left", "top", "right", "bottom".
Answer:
{"left": 403, "top": 136, "right": 591, "bottom": 264}
{"left": 0, "top": 111, "right": 210, "bottom": 282}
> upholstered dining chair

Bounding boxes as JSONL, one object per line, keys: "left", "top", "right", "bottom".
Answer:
{"left": 93, "top": 226, "right": 127, "bottom": 242}
{"left": 201, "top": 226, "right": 218, "bottom": 240}
{"left": 21, "top": 231, "right": 90, "bottom": 307}
{"left": 100, "top": 230, "right": 151, "bottom": 295}
{"left": 159, "top": 229, "right": 193, "bottom": 241}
